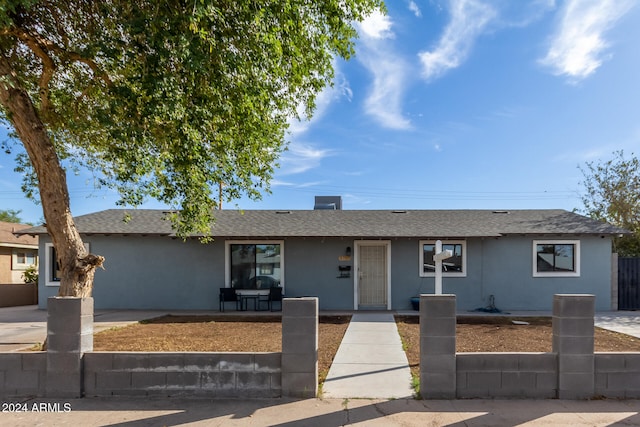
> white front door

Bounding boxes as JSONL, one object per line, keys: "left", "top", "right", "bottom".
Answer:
{"left": 355, "top": 241, "right": 390, "bottom": 310}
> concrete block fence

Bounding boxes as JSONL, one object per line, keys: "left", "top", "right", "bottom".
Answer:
{"left": 420, "top": 294, "right": 640, "bottom": 400}
{"left": 83, "top": 352, "right": 282, "bottom": 397}
{"left": 2, "top": 294, "right": 639, "bottom": 400}
{"left": 0, "top": 352, "right": 46, "bottom": 397}
{"left": 0, "top": 297, "right": 318, "bottom": 399}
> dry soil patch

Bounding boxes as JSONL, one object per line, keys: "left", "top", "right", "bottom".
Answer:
{"left": 395, "top": 316, "right": 640, "bottom": 380}
{"left": 93, "top": 314, "right": 351, "bottom": 383}
{"left": 92, "top": 315, "right": 640, "bottom": 386}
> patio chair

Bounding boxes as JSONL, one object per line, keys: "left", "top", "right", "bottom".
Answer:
{"left": 219, "top": 287, "right": 239, "bottom": 312}
{"left": 267, "top": 286, "right": 283, "bottom": 312}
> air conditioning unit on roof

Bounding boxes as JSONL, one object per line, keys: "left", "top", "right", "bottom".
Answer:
{"left": 314, "top": 196, "right": 342, "bottom": 210}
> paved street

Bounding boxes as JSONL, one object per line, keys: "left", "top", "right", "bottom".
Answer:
{"left": 2, "top": 396, "right": 640, "bottom": 426}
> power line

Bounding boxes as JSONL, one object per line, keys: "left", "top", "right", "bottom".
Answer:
{"left": 270, "top": 184, "right": 578, "bottom": 202}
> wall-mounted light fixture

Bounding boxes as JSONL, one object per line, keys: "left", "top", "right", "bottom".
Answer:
{"left": 345, "top": 246, "right": 352, "bottom": 256}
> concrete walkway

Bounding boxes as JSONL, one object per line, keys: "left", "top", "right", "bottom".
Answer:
{"left": 595, "top": 311, "right": 640, "bottom": 339}
{"left": 322, "top": 312, "right": 414, "bottom": 399}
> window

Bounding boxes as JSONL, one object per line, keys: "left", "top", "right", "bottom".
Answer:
{"left": 49, "top": 245, "right": 61, "bottom": 283}
{"left": 533, "top": 240, "right": 580, "bottom": 277}
{"left": 419, "top": 240, "right": 466, "bottom": 277}
{"left": 226, "top": 241, "right": 283, "bottom": 290}
{"left": 45, "top": 242, "right": 90, "bottom": 286}
{"left": 12, "top": 250, "right": 37, "bottom": 270}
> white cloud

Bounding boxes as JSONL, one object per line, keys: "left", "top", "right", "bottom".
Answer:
{"left": 277, "top": 142, "right": 334, "bottom": 176}
{"left": 361, "top": 56, "right": 412, "bottom": 130}
{"left": 540, "top": 0, "right": 634, "bottom": 81}
{"left": 357, "top": 10, "right": 412, "bottom": 130}
{"left": 408, "top": 1, "right": 422, "bottom": 17}
{"left": 359, "top": 9, "right": 394, "bottom": 39}
{"left": 418, "top": 0, "right": 496, "bottom": 81}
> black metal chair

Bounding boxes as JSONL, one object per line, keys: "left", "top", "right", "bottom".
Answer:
{"left": 219, "top": 287, "right": 239, "bottom": 312}
{"left": 267, "top": 287, "right": 283, "bottom": 312}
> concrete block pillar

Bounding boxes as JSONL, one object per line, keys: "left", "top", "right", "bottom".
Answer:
{"left": 420, "top": 294, "right": 456, "bottom": 399}
{"left": 46, "top": 297, "right": 93, "bottom": 398}
{"left": 281, "top": 297, "right": 318, "bottom": 398}
{"left": 552, "top": 294, "right": 595, "bottom": 399}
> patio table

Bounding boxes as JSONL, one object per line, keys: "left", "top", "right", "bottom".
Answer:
{"left": 235, "top": 291, "right": 267, "bottom": 311}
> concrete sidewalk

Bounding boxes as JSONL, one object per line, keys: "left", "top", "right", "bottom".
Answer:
{"left": 322, "top": 312, "right": 414, "bottom": 399}
{"left": 595, "top": 311, "right": 640, "bottom": 339}
{"left": 2, "top": 396, "right": 640, "bottom": 426}
{"left": 0, "top": 305, "right": 170, "bottom": 352}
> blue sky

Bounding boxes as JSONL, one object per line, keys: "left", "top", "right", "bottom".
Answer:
{"left": 2, "top": 0, "right": 640, "bottom": 225}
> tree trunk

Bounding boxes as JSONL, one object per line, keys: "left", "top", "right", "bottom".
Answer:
{"left": 0, "top": 56, "right": 103, "bottom": 297}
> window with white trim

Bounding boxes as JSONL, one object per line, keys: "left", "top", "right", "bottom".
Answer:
{"left": 12, "top": 249, "right": 37, "bottom": 270}
{"left": 533, "top": 240, "right": 580, "bottom": 277}
{"left": 45, "top": 242, "right": 90, "bottom": 286}
{"left": 226, "top": 241, "right": 283, "bottom": 290}
{"left": 419, "top": 240, "right": 466, "bottom": 277}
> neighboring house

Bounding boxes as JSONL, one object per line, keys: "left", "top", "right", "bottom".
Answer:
{"left": 20, "top": 198, "right": 626, "bottom": 311}
{"left": 0, "top": 221, "right": 38, "bottom": 284}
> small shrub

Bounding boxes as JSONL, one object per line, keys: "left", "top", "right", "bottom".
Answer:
{"left": 22, "top": 265, "right": 38, "bottom": 284}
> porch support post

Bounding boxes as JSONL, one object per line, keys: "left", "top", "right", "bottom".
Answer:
{"left": 420, "top": 294, "right": 456, "bottom": 399}
{"left": 46, "top": 297, "right": 93, "bottom": 397}
{"left": 281, "top": 297, "right": 318, "bottom": 398}
{"left": 553, "top": 294, "right": 595, "bottom": 399}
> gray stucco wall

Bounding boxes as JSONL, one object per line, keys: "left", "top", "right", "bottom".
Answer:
{"left": 39, "top": 236, "right": 222, "bottom": 309}
{"left": 284, "top": 238, "right": 354, "bottom": 310}
{"left": 37, "top": 234, "right": 613, "bottom": 311}
{"left": 478, "top": 236, "right": 612, "bottom": 311}
{"left": 389, "top": 236, "right": 612, "bottom": 311}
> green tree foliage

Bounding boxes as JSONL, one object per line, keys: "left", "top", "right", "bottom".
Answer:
{"left": 0, "top": 0, "right": 382, "bottom": 296}
{"left": 579, "top": 150, "right": 640, "bottom": 256}
{"left": 0, "top": 208, "right": 23, "bottom": 223}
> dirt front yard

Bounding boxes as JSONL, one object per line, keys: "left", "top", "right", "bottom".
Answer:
{"left": 93, "top": 315, "right": 351, "bottom": 383}
{"left": 92, "top": 314, "right": 640, "bottom": 385}
{"left": 395, "top": 316, "right": 640, "bottom": 380}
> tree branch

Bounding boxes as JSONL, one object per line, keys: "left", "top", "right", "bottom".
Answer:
{"left": 1, "top": 27, "right": 56, "bottom": 114}
{"left": 2, "top": 25, "right": 113, "bottom": 114}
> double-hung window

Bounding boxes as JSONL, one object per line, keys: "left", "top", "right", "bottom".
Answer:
{"left": 227, "top": 241, "right": 283, "bottom": 290}
{"left": 419, "top": 240, "right": 466, "bottom": 277}
{"left": 12, "top": 250, "right": 37, "bottom": 270}
{"left": 533, "top": 240, "right": 580, "bottom": 277}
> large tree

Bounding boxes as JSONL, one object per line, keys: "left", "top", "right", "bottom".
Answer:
{"left": 579, "top": 150, "right": 640, "bottom": 256}
{"left": 0, "top": 0, "right": 381, "bottom": 297}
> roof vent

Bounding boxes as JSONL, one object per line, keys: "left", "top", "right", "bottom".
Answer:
{"left": 492, "top": 210, "right": 510, "bottom": 214}
{"left": 275, "top": 210, "right": 291, "bottom": 214}
{"left": 391, "top": 210, "right": 407, "bottom": 214}
{"left": 314, "top": 196, "right": 342, "bottom": 210}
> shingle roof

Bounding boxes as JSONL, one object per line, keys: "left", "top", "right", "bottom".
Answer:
{"left": 0, "top": 221, "right": 38, "bottom": 246}
{"left": 17, "top": 209, "right": 627, "bottom": 238}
